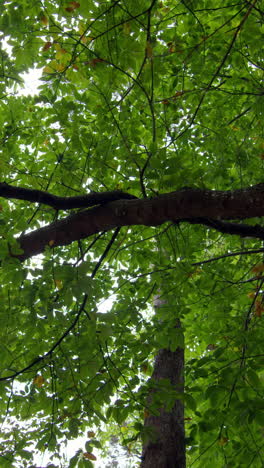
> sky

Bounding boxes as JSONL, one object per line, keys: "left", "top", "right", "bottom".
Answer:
{"left": 19, "top": 68, "right": 43, "bottom": 96}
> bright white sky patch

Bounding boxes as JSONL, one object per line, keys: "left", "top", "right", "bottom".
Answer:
{"left": 19, "top": 68, "right": 42, "bottom": 96}
{"left": 2, "top": 36, "right": 42, "bottom": 96}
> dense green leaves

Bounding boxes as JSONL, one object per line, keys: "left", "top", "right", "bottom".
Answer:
{"left": 0, "top": 0, "right": 263, "bottom": 466}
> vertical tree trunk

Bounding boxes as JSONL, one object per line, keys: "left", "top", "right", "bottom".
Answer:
{"left": 141, "top": 333, "right": 185, "bottom": 468}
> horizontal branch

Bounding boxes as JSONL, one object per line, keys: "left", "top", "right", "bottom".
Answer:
{"left": 13, "top": 183, "right": 264, "bottom": 261}
{"left": 183, "top": 218, "right": 264, "bottom": 239}
{"left": 0, "top": 182, "right": 136, "bottom": 209}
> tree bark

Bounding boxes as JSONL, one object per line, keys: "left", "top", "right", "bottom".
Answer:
{"left": 3, "top": 183, "right": 263, "bottom": 260}
{"left": 141, "top": 345, "right": 185, "bottom": 468}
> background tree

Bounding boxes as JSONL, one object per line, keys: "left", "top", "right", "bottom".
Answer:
{"left": 0, "top": 0, "right": 263, "bottom": 467}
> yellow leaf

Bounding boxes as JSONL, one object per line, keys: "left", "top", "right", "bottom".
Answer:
{"left": 43, "top": 65, "right": 55, "bottom": 74}
{"left": 255, "top": 299, "right": 264, "bottom": 317}
{"left": 33, "top": 375, "right": 45, "bottom": 388}
{"left": 247, "top": 291, "right": 256, "bottom": 299}
{"left": 69, "top": 1, "right": 80, "bottom": 8}
{"left": 187, "top": 267, "right": 202, "bottom": 278}
{"left": 49, "top": 239, "right": 55, "bottom": 246}
{"left": 145, "top": 41, "right": 153, "bottom": 58}
{"left": 87, "top": 431, "right": 96, "bottom": 438}
{"left": 40, "top": 14, "right": 48, "bottom": 26}
{"left": 123, "top": 23, "right": 131, "bottom": 35}
{"left": 42, "top": 41, "right": 53, "bottom": 51}
{"left": 88, "top": 58, "right": 105, "bottom": 67}
{"left": 65, "top": 1, "right": 80, "bottom": 12}
{"left": 140, "top": 363, "right": 148, "bottom": 374}
{"left": 55, "top": 48, "right": 67, "bottom": 60}
{"left": 207, "top": 344, "right": 217, "bottom": 351}
{"left": 218, "top": 437, "right": 228, "bottom": 446}
{"left": 144, "top": 409, "right": 150, "bottom": 419}
{"left": 78, "top": 23, "right": 85, "bottom": 36}
{"left": 55, "top": 63, "right": 66, "bottom": 72}
{"left": 83, "top": 452, "right": 97, "bottom": 461}
{"left": 55, "top": 279, "right": 63, "bottom": 289}
{"left": 252, "top": 263, "right": 264, "bottom": 274}
{"left": 173, "top": 91, "right": 185, "bottom": 99}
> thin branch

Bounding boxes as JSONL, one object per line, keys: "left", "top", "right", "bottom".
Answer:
{"left": 91, "top": 228, "right": 120, "bottom": 278}
{"left": 227, "top": 106, "right": 252, "bottom": 125}
{"left": 181, "top": 217, "right": 264, "bottom": 241}
{"left": 192, "top": 248, "right": 264, "bottom": 266}
{"left": 175, "top": 0, "right": 257, "bottom": 140}
{"left": 0, "top": 294, "right": 88, "bottom": 382}
{"left": 0, "top": 182, "right": 137, "bottom": 209}
{"left": 0, "top": 228, "right": 122, "bottom": 383}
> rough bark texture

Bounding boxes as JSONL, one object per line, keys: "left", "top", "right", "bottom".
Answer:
{"left": 13, "top": 184, "right": 264, "bottom": 260}
{"left": 141, "top": 345, "right": 185, "bottom": 468}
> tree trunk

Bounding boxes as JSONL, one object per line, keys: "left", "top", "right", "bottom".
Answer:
{"left": 141, "top": 339, "right": 185, "bottom": 468}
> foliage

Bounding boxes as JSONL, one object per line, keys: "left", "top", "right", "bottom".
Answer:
{"left": 0, "top": 0, "right": 263, "bottom": 466}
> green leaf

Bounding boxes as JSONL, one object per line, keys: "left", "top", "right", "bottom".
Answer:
{"left": 0, "top": 1, "right": 263, "bottom": 467}
{"left": 184, "top": 393, "right": 197, "bottom": 411}
{"left": 246, "top": 369, "right": 261, "bottom": 388}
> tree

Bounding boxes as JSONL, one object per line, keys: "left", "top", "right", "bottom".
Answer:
{"left": 0, "top": 0, "right": 263, "bottom": 466}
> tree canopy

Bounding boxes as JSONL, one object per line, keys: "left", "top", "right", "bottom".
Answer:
{"left": 0, "top": 0, "right": 263, "bottom": 467}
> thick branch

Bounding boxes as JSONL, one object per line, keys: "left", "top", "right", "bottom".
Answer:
{"left": 8, "top": 184, "right": 264, "bottom": 261}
